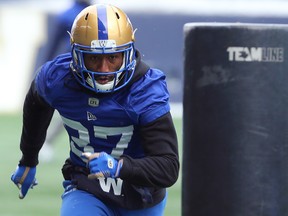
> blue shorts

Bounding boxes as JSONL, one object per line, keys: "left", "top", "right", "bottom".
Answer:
{"left": 61, "top": 183, "right": 167, "bottom": 216}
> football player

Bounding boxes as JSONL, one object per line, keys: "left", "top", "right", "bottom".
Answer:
{"left": 11, "top": 4, "right": 179, "bottom": 215}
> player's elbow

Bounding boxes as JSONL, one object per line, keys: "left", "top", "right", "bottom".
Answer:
{"left": 160, "top": 155, "right": 180, "bottom": 187}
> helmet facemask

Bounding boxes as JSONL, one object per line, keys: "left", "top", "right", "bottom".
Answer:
{"left": 71, "top": 41, "right": 136, "bottom": 93}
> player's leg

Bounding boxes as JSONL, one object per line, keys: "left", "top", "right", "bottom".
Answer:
{"left": 60, "top": 181, "right": 115, "bottom": 216}
{"left": 118, "top": 192, "right": 167, "bottom": 216}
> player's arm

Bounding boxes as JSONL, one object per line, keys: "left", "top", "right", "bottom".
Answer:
{"left": 119, "top": 112, "right": 179, "bottom": 188}
{"left": 11, "top": 79, "right": 54, "bottom": 199}
{"left": 19, "top": 79, "right": 55, "bottom": 166}
{"left": 82, "top": 112, "right": 179, "bottom": 188}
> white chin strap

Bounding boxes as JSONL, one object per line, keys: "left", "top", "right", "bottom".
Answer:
{"left": 86, "top": 76, "right": 115, "bottom": 92}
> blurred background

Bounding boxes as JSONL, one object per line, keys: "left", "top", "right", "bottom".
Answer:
{"left": 1, "top": 0, "right": 288, "bottom": 215}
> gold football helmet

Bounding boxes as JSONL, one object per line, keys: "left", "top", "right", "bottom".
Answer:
{"left": 69, "top": 4, "right": 136, "bottom": 93}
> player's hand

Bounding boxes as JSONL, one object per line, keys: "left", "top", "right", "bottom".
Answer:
{"left": 82, "top": 152, "right": 123, "bottom": 179}
{"left": 11, "top": 165, "right": 38, "bottom": 199}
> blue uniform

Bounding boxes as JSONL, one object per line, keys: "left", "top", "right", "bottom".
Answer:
{"left": 19, "top": 52, "right": 179, "bottom": 215}
{"left": 36, "top": 53, "right": 170, "bottom": 166}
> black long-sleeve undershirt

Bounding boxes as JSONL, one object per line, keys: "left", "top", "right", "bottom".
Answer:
{"left": 19, "top": 81, "right": 54, "bottom": 167}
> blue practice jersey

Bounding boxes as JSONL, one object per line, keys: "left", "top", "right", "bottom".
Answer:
{"left": 35, "top": 53, "right": 170, "bottom": 167}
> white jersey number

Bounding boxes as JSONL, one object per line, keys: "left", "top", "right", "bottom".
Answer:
{"left": 61, "top": 116, "right": 134, "bottom": 161}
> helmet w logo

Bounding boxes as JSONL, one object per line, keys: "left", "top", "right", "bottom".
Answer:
{"left": 99, "top": 40, "right": 107, "bottom": 47}
{"left": 91, "top": 40, "right": 117, "bottom": 49}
